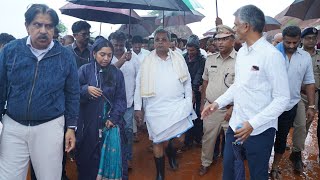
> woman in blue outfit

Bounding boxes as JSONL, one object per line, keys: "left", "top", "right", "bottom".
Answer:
{"left": 76, "top": 38, "right": 127, "bottom": 180}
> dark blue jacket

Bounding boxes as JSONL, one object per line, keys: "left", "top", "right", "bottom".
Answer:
{"left": 76, "top": 62, "right": 127, "bottom": 180}
{"left": 0, "top": 37, "right": 80, "bottom": 127}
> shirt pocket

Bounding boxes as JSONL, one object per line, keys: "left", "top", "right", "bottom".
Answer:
{"left": 245, "top": 70, "right": 265, "bottom": 90}
{"left": 208, "top": 67, "right": 218, "bottom": 81}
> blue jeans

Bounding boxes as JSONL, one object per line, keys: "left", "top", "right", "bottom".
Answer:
{"left": 223, "top": 127, "right": 276, "bottom": 180}
{"left": 123, "top": 106, "right": 134, "bottom": 160}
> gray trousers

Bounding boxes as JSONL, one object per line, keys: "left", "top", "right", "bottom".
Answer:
{"left": 292, "top": 92, "right": 318, "bottom": 152}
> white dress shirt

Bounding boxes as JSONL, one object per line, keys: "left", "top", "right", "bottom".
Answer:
{"left": 215, "top": 37, "right": 290, "bottom": 135}
{"left": 284, "top": 48, "right": 315, "bottom": 111}
{"left": 112, "top": 53, "right": 140, "bottom": 108}
{"left": 26, "top": 36, "right": 54, "bottom": 61}
{"left": 133, "top": 48, "right": 150, "bottom": 64}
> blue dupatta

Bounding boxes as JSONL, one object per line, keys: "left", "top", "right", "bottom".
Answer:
{"left": 96, "top": 99, "right": 122, "bottom": 180}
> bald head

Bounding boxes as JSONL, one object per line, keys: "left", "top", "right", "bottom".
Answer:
{"left": 272, "top": 33, "right": 283, "bottom": 46}
{"left": 62, "top": 35, "right": 74, "bottom": 46}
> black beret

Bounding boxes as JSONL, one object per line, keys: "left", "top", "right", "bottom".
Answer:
{"left": 301, "top": 27, "right": 318, "bottom": 38}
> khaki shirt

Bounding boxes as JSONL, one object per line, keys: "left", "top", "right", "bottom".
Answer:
{"left": 311, "top": 49, "right": 320, "bottom": 89}
{"left": 202, "top": 49, "right": 237, "bottom": 103}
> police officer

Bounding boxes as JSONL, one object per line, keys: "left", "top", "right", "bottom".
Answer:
{"left": 199, "top": 25, "right": 237, "bottom": 176}
{"left": 291, "top": 27, "right": 320, "bottom": 169}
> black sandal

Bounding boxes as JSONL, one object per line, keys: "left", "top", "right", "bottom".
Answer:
{"left": 270, "top": 169, "right": 282, "bottom": 180}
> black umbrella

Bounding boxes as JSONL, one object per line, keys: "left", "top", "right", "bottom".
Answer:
{"left": 285, "top": 0, "right": 320, "bottom": 20}
{"left": 155, "top": 9, "right": 204, "bottom": 26}
{"left": 263, "top": 16, "right": 281, "bottom": 32}
{"left": 67, "top": 0, "right": 191, "bottom": 11}
{"left": 60, "top": 3, "right": 141, "bottom": 24}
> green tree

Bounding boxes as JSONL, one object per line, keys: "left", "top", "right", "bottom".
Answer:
{"left": 57, "top": 21, "right": 67, "bottom": 34}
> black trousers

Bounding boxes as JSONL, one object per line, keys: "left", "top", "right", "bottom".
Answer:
{"left": 185, "top": 90, "right": 203, "bottom": 145}
{"left": 274, "top": 104, "right": 298, "bottom": 154}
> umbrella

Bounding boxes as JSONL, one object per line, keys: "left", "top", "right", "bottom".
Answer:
{"left": 60, "top": 3, "right": 141, "bottom": 24}
{"left": 182, "top": 0, "right": 203, "bottom": 10}
{"left": 118, "top": 24, "right": 152, "bottom": 38}
{"left": 155, "top": 9, "right": 205, "bottom": 26}
{"left": 203, "top": 28, "right": 216, "bottom": 36}
{"left": 118, "top": 16, "right": 158, "bottom": 37}
{"left": 264, "top": 16, "right": 281, "bottom": 32}
{"left": 285, "top": 0, "right": 320, "bottom": 20}
{"left": 67, "top": 0, "right": 191, "bottom": 11}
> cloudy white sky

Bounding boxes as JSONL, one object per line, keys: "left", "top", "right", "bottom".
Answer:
{"left": 0, "top": 0, "right": 294, "bottom": 38}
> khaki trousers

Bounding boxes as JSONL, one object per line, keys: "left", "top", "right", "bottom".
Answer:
{"left": 0, "top": 115, "right": 64, "bottom": 180}
{"left": 201, "top": 108, "right": 229, "bottom": 167}
{"left": 292, "top": 92, "right": 318, "bottom": 152}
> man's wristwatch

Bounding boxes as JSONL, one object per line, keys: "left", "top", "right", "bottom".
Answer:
{"left": 308, "top": 105, "right": 316, "bottom": 110}
{"left": 68, "top": 126, "right": 77, "bottom": 131}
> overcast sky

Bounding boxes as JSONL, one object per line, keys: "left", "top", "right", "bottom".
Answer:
{"left": 0, "top": 0, "right": 294, "bottom": 38}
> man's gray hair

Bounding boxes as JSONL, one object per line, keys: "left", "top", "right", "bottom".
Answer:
{"left": 234, "top": 5, "right": 265, "bottom": 33}
{"left": 154, "top": 29, "right": 171, "bottom": 41}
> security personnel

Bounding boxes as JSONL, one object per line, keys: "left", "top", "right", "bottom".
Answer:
{"left": 199, "top": 25, "right": 237, "bottom": 176}
{"left": 291, "top": 27, "right": 320, "bottom": 170}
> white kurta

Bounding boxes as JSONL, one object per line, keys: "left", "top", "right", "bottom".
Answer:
{"left": 134, "top": 55, "right": 197, "bottom": 143}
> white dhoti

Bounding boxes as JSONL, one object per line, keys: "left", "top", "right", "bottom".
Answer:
{"left": 136, "top": 54, "right": 197, "bottom": 143}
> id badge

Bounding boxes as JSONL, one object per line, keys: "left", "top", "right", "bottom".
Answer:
{"left": 99, "top": 129, "right": 102, "bottom": 138}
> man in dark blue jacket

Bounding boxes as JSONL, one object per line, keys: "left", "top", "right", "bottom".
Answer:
{"left": 183, "top": 35, "right": 206, "bottom": 148}
{"left": 0, "top": 4, "right": 80, "bottom": 180}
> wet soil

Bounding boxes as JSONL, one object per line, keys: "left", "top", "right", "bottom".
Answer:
{"left": 28, "top": 120, "right": 320, "bottom": 180}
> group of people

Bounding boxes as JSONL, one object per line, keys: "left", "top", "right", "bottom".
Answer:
{"left": 0, "top": 3, "right": 320, "bottom": 180}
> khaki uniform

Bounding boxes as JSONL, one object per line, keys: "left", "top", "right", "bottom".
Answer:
{"left": 201, "top": 49, "right": 236, "bottom": 167}
{"left": 293, "top": 49, "right": 320, "bottom": 152}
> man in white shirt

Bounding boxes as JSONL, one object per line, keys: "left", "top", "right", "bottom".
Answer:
{"left": 270, "top": 26, "right": 315, "bottom": 177}
{"left": 131, "top": 35, "right": 150, "bottom": 142}
{"left": 202, "top": 5, "right": 290, "bottom": 180}
{"left": 132, "top": 35, "right": 150, "bottom": 64}
{"left": 109, "top": 31, "right": 140, "bottom": 170}
{"left": 170, "top": 33, "right": 183, "bottom": 55}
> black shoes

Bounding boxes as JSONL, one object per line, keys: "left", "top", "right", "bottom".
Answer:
{"left": 154, "top": 156, "right": 165, "bottom": 180}
{"left": 289, "top": 151, "right": 303, "bottom": 173}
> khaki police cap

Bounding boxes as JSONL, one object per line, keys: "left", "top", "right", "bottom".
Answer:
{"left": 215, "top": 25, "right": 235, "bottom": 39}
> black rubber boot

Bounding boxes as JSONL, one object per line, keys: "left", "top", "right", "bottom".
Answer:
{"left": 165, "top": 140, "right": 178, "bottom": 170}
{"left": 289, "top": 151, "right": 303, "bottom": 173}
{"left": 154, "top": 156, "right": 165, "bottom": 180}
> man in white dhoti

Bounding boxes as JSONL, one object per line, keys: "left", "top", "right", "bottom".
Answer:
{"left": 134, "top": 29, "right": 196, "bottom": 180}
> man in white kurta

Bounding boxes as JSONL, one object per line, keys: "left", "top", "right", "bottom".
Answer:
{"left": 134, "top": 29, "right": 196, "bottom": 180}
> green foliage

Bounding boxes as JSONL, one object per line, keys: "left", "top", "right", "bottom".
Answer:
{"left": 57, "top": 21, "right": 67, "bottom": 34}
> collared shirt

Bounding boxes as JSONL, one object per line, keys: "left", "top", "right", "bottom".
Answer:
{"left": 284, "top": 48, "right": 315, "bottom": 111}
{"left": 215, "top": 37, "right": 290, "bottom": 135}
{"left": 26, "top": 36, "right": 54, "bottom": 61}
{"left": 133, "top": 48, "right": 150, "bottom": 64}
{"left": 67, "top": 41, "right": 91, "bottom": 69}
{"left": 112, "top": 53, "right": 140, "bottom": 108}
{"left": 310, "top": 49, "right": 320, "bottom": 89}
{"left": 203, "top": 49, "right": 236, "bottom": 102}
